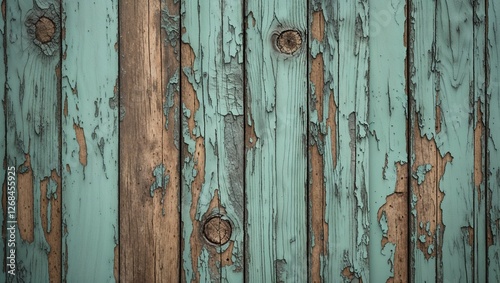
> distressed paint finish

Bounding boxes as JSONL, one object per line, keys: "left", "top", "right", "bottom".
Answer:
{"left": 315, "top": 0, "right": 370, "bottom": 281}
{"left": 488, "top": 0, "right": 500, "bottom": 280}
{"left": 410, "top": 0, "right": 483, "bottom": 281}
{"left": 245, "top": 0, "right": 307, "bottom": 281}
{"left": 180, "top": 0, "right": 244, "bottom": 281}
{"left": 5, "top": 0, "right": 61, "bottom": 282}
{"left": 119, "top": 0, "right": 180, "bottom": 281}
{"left": 367, "top": 0, "right": 408, "bottom": 282}
{"left": 61, "top": 0, "right": 119, "bottom": 281}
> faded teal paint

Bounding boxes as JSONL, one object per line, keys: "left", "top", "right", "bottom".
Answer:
{"left": 488, "top": 0, "right": 500, "bottom": 280}
{"left": 319, "top": 0, "right": 371, "bottom": 281}
{"left": 367, "top": 0, "right": 408, "bottom": 282}
{"left": 5, "top": 1, "right": 60, "bottom": 282}
{"left": 61, "top": 0, "right": 118, "bottom": 281}
{"left": 181, "top": 0, "right": 244, "bottom": 281}
{"left": 246, "top": 0, "right": 307, "bottom": 281}
{"left": 0, "top": 2, "right": 5, "bottom": 281}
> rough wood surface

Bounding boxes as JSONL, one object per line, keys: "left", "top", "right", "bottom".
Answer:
{"left": 0, "top": 1, "right": 6, "bottom": 281}
{"left": 245, "top": 0, "right": 307, "bottom": 281}
{"left": 367, "top": 1, "right": 408, "bottom": 282}
{"left": 61, "top": 0, "right": 119, "bottom": 281}
{"left": 180, "top": 0, "right": 244, "bottom": 281}
{"left": 5, "top": 1, "right": 61, "bottom": 282}
{"left": 119, "top": 0, "right": 180, "bottom": 281}
{"left": 409, "top": 0, "right": 482, "bottom": 281}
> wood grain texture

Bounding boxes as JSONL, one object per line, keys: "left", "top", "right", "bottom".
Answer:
{"left": 180, "top": 0, "right": 244, "bottom": 281}
{"left": 487, "top": 0, "right": 500, "bottom": 280}
{"left": 410, "top": 0, "right": 480, "bottom": 281}
{"left": 245, "top": 0, "right": 307, "bottom": 281}
{"left": 367, "top": 1, "right": 408, "bottom": 282}
{"left": 61, "top": 0, "right": 118, "bottom": 281}
{"left": 120, "top": 0, "right": 180, "bottom": 281}
{"left": 161, "top": 0, "right": 181, "bottom": 280}
{"left": 5, "top": 1, "right": 61, "bottom": 281}
{"left": 318, "top": 0, "right": 370, "bottom": 281}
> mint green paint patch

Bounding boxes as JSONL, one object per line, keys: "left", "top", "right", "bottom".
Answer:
{"left": 413, "top": 164, "right": 432, "bottom": 185}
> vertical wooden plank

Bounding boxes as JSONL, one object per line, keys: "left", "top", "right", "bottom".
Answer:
{"left": 314, "top": 0, "right": 370, "bottom": 281}
{"left": 410, "top": 0, "right": 476, "bottom": 281}
{"left": 61, "top": 0, "right": 118, "bottom": 281}
{"left": 367, "top": 0, "right": 408, "bottom": 282}
{"left": 408, "top": 1, "right": 439, "bottom": 281}
{"left": 473, "top": 0, "right": 487, "bottom": 282}
{"left": 161, "top": 0, "right": 181, "bottom": 280}
{"left": 180, "top": 0, "right": 244, "bottom": 281}
{"left": 487, "top": 0, "right": 500, "bottom": 280}
{"left": 120, "top": 0, "right": 181, "bottom": 281}
{"left": 245, "top": 0, "right": 307, "bottom": 281}
{"left": 5, "top": 0, "right": 61, "bottom": 282}
{"left": 308, "top": 1, "right": 337, "bottom": 281}
{"left": 0, "top": 0, "right": 5, "bottom": 280}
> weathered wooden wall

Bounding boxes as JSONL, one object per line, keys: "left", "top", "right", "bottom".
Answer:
{"left": 0, "top": 0, "right": 499, "bottom": 282}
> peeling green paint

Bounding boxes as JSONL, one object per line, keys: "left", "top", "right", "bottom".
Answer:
{"left": 0, "top": 2, "right": 6, "bottom": 280}
{"left": 181, "top": 0, "right": 244, "bottom": 281}
{"left": 61, "top": 0, "right": 118, "bottom": 281}
{"left": 5, "top": 0, "right": 61, "bottom": 281}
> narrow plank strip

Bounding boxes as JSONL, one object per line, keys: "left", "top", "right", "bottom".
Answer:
{"left": 408, "top": 1, "right": 439, "bottom": 281}
{"left": 180, "top": 0, "right": 244, "bottom": 281}
{"left": 487, "top": 0, "right": 500, "bottom": 280}
{"left": 308, "top": 1, "right": 337, "bottom": 281}
{"left": 435, "top": 1, "right": 474, "bottom": 281}
{"left": 120, "top": 0, "right": 176, "bottom": 281}
{"left": 5, "top": 1, "right": 61, "bottom": 281}
{"left": 0, "top": 1, "right": 6, "bottom": 281}
{"left": 473, "top": 0, "right": 487, "bottom": 282}
{"left": 245, "top": 0, "right": 307, "bottom": 281}
{"left": 367, "top": 0, "right": 408, "bottom": 282}
{"left": 411, "top": 0, "right": 476, "bottom": 281}
{"left": 61, "top": 0, "right": 118, "bottom": 281}
{"left": 321, "top": 0, "right": 370, "bottom": 281}
{"left": 160, "top": 0, "right": 181, "bottom": 281}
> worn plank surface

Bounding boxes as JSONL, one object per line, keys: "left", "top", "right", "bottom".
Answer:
{"left": 245, "top": 0, "right": 307, "bottom": 282}
{"left": 367, "top": 0, "right": 408, "bottom": 282}
{"left": 5, "top": 1, "right": 61, "bottom": 282}
{"left": 119, "top": 0, "right": 180, "bottom": 281}
{"left": 61, "top": 0, "right": 119, "bottom": 282}
{"left": 180, "top": 0, "right": 244, "bottom": 281}
{"left": 410, "top": 0, "right": 481, "bottom": 281}
{"left": 488, "top": 0, "right": 500, "bottom": 280}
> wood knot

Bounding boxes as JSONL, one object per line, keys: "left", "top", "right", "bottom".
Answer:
{"left": 203, "top": 216, "right": 231, "bottom": 245}
{"left": 276, "top": 30, "right": 302, "bottom": 54}
{"left": 35, "top": 17, "right": 55, "bottom": 43}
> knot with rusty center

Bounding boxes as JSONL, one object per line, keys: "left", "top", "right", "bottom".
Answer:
{"left": 203, "top": 216, "right": 232, "bottom": 245}
{"left": 35, "top": 16, "right": 56, "bottom": 44}
{"left": 276, "top": 30, "right": 302, "bottom": 54}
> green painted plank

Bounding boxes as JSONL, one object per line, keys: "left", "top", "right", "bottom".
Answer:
{"left": 408, "top": 1, "right": 439, "bottom": 281}
{"left": 488, "top": 0, "right": 500, "bottom": 280}
{"left": 308, "top": 1, "right": 338, "bottom": 281}
{"left": 5, "top": 1, "right": 61, "bottom": 282}
{"left": 367, "top": 0, "right": 408, "bottom": 282}
{"left": 317, "top": 0, "right": 370, "bottom": 281}
{"left": 0, "top": 3, "right": 5, "bottom": 282}
{"left": 411, "top": 0, "right": 477, "bottom": 281}
{"left": 61, "top": 0, "right": 118, "bottom": 281}
{"left": 245, "top": 0, "right": 307, "bottom": 281}
{"left": 180, "top": 0, "right": 244, "bottom": 281}
{"left": 473, "top": 0, "right": 487, "bottom": 282}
